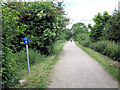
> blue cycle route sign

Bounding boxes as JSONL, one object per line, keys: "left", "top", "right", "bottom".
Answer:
{"left": 23, "top": 37, "right": 30, "bottom": 73}
{"left": 23, "top": 37, "right": 29, "bottom": 44}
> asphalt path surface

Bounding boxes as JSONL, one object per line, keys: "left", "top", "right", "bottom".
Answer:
{"left": 48, "top": 41, "right": 118, "bottom": 88}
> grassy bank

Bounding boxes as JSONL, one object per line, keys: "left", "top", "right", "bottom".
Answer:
{"left": 75, "top": 42, "right": 119, "bottom": 82}
{"left": 78, "top": 40, "right": 120, "bottom": 62}
{"left": 15, "top": 40, "right": 66, "bottom": 88}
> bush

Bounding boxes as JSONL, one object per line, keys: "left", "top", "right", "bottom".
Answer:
{"left": 79, "top": 40, "right": 91, "bottom": 47}
{"left": 2, "top": 5, "right": 26, "bottom": 53}
{"left": 88, "top": 43, "right": 96, "bottom": 49}
{"left": 104, "top": 42, "right": 119, "bottom": 61}
{"left": 93, "top": 41, "right": 108, "bottom": 54}
{"left": 13, "top": 48, "right": 45, "bottom": 71}
{"left": 3, "top": 2, "right": 69, "bottom": 55}
{"left": 2, "top": 46, "right": 18, "bottom": 88}
{"left": 2, "top": 48, "right": 45, "bottom": 88}
{"left": 86, "top": 40, "right": 120, "bottom": 62}
{"left": 17, "top": 2, "right": 68, "bottom": 55}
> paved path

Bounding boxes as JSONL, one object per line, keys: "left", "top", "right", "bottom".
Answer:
{"left": 48, "top": 41, "right": 118, "bottom": 88}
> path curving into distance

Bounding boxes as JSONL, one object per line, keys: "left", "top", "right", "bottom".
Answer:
{"left": 48, "top": 41, "right": 118, "bottom": 88}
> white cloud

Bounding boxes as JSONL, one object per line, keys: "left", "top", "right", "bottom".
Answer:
{"left": 63, "top": 0, "right": 119, "bottom": 28}
{"left": 4, "top": 0, "right": 119, "bottom": 29}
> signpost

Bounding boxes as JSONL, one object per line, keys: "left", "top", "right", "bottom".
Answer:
{"left": 23, "top": 37, "right": 30, "bottom": 73}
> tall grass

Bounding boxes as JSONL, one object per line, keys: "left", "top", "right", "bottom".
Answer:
{"left": 2, "top": 48, "right": 45, "bottom": 88}
{"left": 79, "top": 40, "right": 120, "bottom": 62}
{"left": 14, "top": 49, "right": 45, "bottom": 71}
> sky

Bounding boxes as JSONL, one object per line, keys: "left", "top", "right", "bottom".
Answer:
{"left": 60, "top": 0, "right": 120, "bottom": 28}
{"left": 3, "top": 0, "right": 119, "bottom": 28}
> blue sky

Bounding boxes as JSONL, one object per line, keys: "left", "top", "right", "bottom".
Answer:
{"left": 61, "top": 0, "right": 119, "bottom": 28}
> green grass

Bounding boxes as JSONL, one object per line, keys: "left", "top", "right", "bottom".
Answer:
{"left": 75, "top": 42, "right": 119, "bottom": 82}
{"left": 15, "top": 40, "right": 66, "bottom": 88}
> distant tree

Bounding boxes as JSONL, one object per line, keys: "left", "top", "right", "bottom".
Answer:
{"left": 64, "top": 29, "right": 72, "bottom": 40}
{"left": 72, "top": 22, "right": 89, "bottom": 41}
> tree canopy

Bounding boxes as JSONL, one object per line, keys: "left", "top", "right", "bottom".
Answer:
{"left": 88, "top": 11, "right": 111, "bottom": 41}
{"left": 72, "top": 22, "right": 89, "bottom": 41}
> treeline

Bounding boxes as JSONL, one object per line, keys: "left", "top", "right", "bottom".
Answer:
{"left": 2, "top": 1, "right": 69, "bottom": 88}
{"left": 72, "top": 10, "right": 120, "bottom": 62}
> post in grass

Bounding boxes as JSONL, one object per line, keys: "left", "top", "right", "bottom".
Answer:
{"left": 23, "top": 37, "right": 30, "bottom": 73}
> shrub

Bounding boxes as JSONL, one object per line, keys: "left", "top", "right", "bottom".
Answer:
{"left": 2, "top": 46, "right": 18, "bottom": 88}
{"left": 88, "top": 42, "right": 95, "bottom": 49}
{"left": 2, "top": 5, "right": 26, "bottom": 53}
{"left": 17, "top": 2, "right": 68, "bottom": 55}
{"left": 104, "top": 41, "right": 119, "bottom": 61}
{"left": 3, "top": 2, "right": 69, "bottom": 55}
{"left": 14, "top": 48, "right": 45, "bottom": 71}
{"left": 79, "top": 40, "right": 91, "bottom": 47}
{"left": 87, "top": 40, "right": 120, "bottom": 62}
{"left": 94, "top": 41, "right": 108, "bottom": 54}
{"left": 2, "top": 48, "right": 45, "bottom": 88}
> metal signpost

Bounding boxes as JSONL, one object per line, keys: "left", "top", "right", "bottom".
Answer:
{"left": 23, "top": 37, "right": 30, "bottom": 73}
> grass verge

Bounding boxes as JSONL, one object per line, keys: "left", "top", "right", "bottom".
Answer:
{"left": 16, "top": 40, "right": 66, "bottom": 88}
{"left": 75, "top": 42, "right": 119, "bottom": 82}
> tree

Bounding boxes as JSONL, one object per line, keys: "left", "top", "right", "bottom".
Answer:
{"left": 72, "top": 22, "right": 89, "bottom": 41}
{"left": 64, "top": 29, "right": 72, "bottom": 40}
{"left": 89, "top": 11, "right": 111, "bottom": 41}
{"left": 102, "top": 11, "right": 120, "bottom": 42}
{"left": 4, "top": 1, "right": 69, "bottom": 55}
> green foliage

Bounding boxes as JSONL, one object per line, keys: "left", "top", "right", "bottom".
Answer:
{"left": 2, "top": 6, "right": 26, "bottom": 53}
{"left": 104, "top": 42, "right": 119, "bottom": 61}
{"left": 2, "top": 6, "right": 26, "bottom": 88}
{"left": 89, "top": 11, "right": 111, "bottom": 41}
{"left": 2, "top": 46, "right": 18, "bottom": 88}
{"left": 78, "top": 10, "right": 120, "bottom": 63}
{"left": 89, "top": 41, "right": 108, "bottom": 54}
{"left": 64, "top": 29, "right": 72, "bottom": 40}
{"left": 16, "top": 40, "right": 66, "bottom": 88}
{"left": 81, "top": 40, "right": 120, "bottom": 62}
{"left": 14, "top": 48, "right": 45, "bottom": 71}
{"left": 77, "top": 33, "right": 89, "bottom": 41}
{"left": 102, "top": 11, "right": 120, "bottom": 42}
{"left": 18, "top": 1, "right": 68, "bottom": 55}
{"left": 2, "top": 48, "right": 45, "bottom": 88}
{"left": 72, "top": 10, "right": 120, "bottom": 79}
{"left": 79, "top": 40, "right": 91, "bottom": 47}
{"left": 72, "top": 22, "right": 89, "bottom": 41}
{"left": 2, "top": 1, "right": 69, "bottom": 88}
{"left": 3, "top": 1, "right": 69, "bottom": 55}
